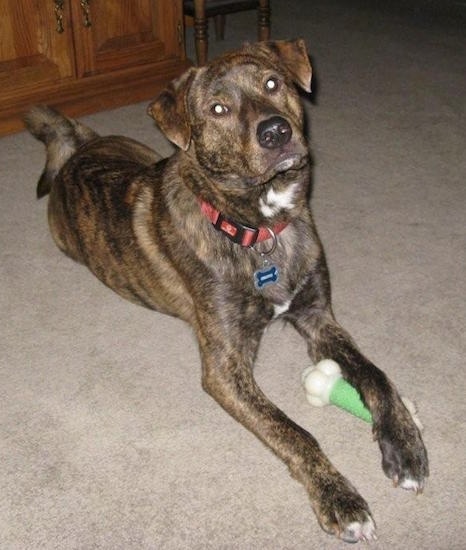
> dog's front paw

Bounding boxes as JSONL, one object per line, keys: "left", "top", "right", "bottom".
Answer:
{"left": 313, "top": 477, "right": 377, "bottom": 543}
{"left": 376, "top": 402, "right": 429, "bottom": 493}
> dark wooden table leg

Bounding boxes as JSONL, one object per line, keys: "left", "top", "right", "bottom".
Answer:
{"left": 258, "top": 0, "right": 270, "bottom": 41}
{"left": 194, "top": 0, "right": 208, "bottom": 65}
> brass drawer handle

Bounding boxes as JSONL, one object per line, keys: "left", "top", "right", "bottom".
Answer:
{"left": 54, "top": 0, "right": 65, "bottom": 33}
{"left": 80, "top": 0, "right": 92, "bottom": 27}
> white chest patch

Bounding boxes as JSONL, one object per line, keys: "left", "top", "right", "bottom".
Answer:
{"left": 273, "top": 300, "right": 291, "bottom": 318}
{"left": 260, "top": 184, "right": 298, "bottom": 218}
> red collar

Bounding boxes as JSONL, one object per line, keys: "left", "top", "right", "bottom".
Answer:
{"left": 199, "top": 200, "right": 288, "bottom": 247}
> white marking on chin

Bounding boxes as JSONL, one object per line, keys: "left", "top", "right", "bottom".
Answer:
{"left": 260, "top": 183, "right": 298, "bottom": 218}
{"left": 275, "top": 157, "right": 296, "bottom": 172}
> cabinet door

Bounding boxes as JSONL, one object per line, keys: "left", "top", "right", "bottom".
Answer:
{"left": 0, "top": 0, "right": 75, "bottom": 93}
{"left": 71, "top": 0, "right": 184, "bottom": 77}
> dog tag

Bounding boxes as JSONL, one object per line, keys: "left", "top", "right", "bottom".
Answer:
{"left": 254, "top": 260, "right": 279, "bottom": 290}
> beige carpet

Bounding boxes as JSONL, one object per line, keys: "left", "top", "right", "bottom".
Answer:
{"left": 1, "top": 1, "right": 465, "bottom": 548}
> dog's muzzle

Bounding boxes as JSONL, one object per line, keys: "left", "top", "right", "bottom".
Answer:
{"left": 257, "top": 116, "right": 292, "bottom": 149}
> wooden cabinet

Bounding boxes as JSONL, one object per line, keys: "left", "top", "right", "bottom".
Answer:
{"left": 0, "top": 0, "right": 190, "bottom": 135}
{"left": 0, "top": 2, "right": 75, "bottom": 94}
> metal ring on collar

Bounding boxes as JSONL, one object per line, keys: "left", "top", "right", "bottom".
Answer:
{"left": 253, "top": 228, "right": 277, "bottom": 256}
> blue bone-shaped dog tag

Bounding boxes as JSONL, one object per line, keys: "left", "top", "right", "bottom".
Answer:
{"left": 254, "top": 264, "right": 279, "bottom": 289}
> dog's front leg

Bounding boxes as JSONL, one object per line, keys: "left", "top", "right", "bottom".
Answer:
{"left": 287, "top": 267, "right": 429, "bottom": 494}
{"left": 195, "top": 307, "right": 376, "bottom": 542}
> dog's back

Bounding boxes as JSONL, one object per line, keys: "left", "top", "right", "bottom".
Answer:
{"left": 24, "top": 106, "right": 178, "bottom": 311}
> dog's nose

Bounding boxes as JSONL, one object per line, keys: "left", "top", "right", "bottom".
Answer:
{"left": 257, "top": 116, "right": 292, "bottom": 149}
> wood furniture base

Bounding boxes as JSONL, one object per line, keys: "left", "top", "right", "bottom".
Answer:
{"left": 0, "top": 60, "right": 190, "bottom": 136}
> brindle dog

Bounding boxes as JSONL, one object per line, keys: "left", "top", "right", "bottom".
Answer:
{"left": 25, "top": 40, "right": 428, "bottom": 543}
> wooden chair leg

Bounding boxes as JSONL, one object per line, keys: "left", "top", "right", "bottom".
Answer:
{"left": 191, "top": 0, "right": 270, "bottom": 64}
{"left": 257, "top": 0, "right": 270, "bottom": 41}
{"left": 193, "top": 0, "right": 208, "bottom": 65}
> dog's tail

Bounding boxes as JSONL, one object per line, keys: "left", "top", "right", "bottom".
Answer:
{"left": 24, "top": 105, "right": 98, "bottom": 199}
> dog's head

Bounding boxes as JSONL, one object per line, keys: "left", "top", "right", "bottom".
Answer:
{"left": 148, "top": 40, "right": 312, "bottom": 188}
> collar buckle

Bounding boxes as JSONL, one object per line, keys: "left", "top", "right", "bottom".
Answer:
{"left": 214, "top": 212, "right": 259, "bottom": 247}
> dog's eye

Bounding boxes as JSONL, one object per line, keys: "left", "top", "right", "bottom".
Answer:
{"left": 211, "top": 103, "right": 229, "bottom": 116}
{"left": 265, "top": 76, "right": 280, "bottom": 93}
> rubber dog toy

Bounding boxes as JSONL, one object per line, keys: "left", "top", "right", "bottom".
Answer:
{"left": 302, "top": 359, "right": 423, "bottom": 429}
{"left": 302, "top": 359, "right": 373, "bottom": 422}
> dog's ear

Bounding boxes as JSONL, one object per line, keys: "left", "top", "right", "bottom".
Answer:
{"left": 147, "top": 67, "right": 197, "bottom": 151}
{"left": 263, "top": 39, "right": 312, "bottom": 93}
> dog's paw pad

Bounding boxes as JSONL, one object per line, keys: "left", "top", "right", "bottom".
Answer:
{"left": 341, "top": 515, "right": 377, "bottom": 543}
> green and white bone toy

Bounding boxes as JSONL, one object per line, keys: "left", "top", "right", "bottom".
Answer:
{"left": 302, "top": 359, "right": 373, "bottom": 422}
{"left": 302, "top": 359, "right": 423, "bottom": 429}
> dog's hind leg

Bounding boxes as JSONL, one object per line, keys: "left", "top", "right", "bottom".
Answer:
{"left": 196, "top": 300, "right": 376, "bottom": 543}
